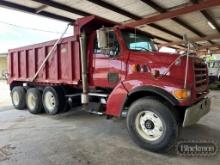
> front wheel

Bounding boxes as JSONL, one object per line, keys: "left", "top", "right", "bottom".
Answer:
{"left": 126, "top": 97, "right": 178, "bottom": 152}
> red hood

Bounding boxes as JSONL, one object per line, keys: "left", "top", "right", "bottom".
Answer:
{"left": 126, "top": 51, "right": 208, "bottom": 106}
{"left": 128, "top": 51, "right": 182, "bottom": 68}
{"left": 127, "top": 51, "right": 194, "bottom": 84}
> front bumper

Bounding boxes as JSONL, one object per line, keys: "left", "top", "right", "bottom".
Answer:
{"left": 182, "top": 97, "right": 211, "bottom": 127}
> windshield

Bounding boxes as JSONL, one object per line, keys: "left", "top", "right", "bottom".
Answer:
{"left": 121, "top": 29, "right": 156, "bottom": 52}
{"left": 208, "top": 61, "right": 220, "bottom": 68}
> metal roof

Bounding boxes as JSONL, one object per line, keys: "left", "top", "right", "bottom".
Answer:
{"left": 0, "top": 0, "right": 220, "bottom": 54}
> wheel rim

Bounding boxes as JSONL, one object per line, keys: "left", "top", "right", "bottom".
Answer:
{"left": 135, "top": 111, "right": 164, "bottom": 141}
{"left": 44, "top": 91, "right": 56, "bottom": 112}
{"left": 12, "top": 91, "right": 19, "bottom": 106}
{"left": 27, "top": 93, "right": 36, "bottom": 110}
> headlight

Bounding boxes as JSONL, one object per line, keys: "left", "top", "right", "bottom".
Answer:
{"left": 173, "top": 89, "right": 191, "bottom": 100}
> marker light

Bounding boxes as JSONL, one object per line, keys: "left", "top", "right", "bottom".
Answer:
{"left": 131, "top": 64, "right": 148, "bottom": 73}
{"left": 173, "top": 89, "right": 191, "bottom": 100}
{"left": 131, "top": 64, "right": 137, "bottom": 72}
{"left": 131, "top": 64, "right": 141, "bottom": 72}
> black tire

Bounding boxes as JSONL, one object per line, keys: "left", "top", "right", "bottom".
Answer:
{"left": 11, "top": 86, "right": 26, "bottom": 110}
{"left": 126, "top": 97, "right": 178, "bottom": 152}
{"left": 42, "top": 86, "right": 66, "bottom": 115}
{"left": 26, "top": 88, "right": 43, "bottom": 114}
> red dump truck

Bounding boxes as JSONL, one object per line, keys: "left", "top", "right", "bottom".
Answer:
{"left": 8, "top": 16, "right": 210, "bottom": 152}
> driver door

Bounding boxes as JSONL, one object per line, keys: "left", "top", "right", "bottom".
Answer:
{"left": 92, "top": 31, "right": 122, "bottom": 88}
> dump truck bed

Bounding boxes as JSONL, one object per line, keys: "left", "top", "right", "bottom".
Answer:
{"left": 8, "top": 36, "right": 81, "bottom": 85}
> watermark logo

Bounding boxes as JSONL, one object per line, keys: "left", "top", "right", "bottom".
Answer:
{"left": 176, "top": 140, "right": 218, "bottom": 157}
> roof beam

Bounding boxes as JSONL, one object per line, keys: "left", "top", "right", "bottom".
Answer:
{"left": 35, "top": 5, "right": 48, "bottom": 13}
{"left": 201, "top": 10, "right": 220, "bottom": 33}
{"left": 0, "top": 0, "right": 179, "bottom": 45}
{"left": 126, "top": 0, "right": 220, "bottom": 27}
{"left": 198, "top": 44, "right": 220, "bottom": 50}
{"left": 141, "top": 0, "right": 207, "bottom": 37}
{"left": 31, "top": 0, "right": 184, "bottom": 41}
{"left": 148, "top": 24, "right": 182, "bottom": 39}
{"left": 0, "top": 0, "right": 74, "bottom": 22}
{"left": 140, "top": 0, "right": 166, "bottom": 13}
{"left": 199, "top": 49, "right": 220, "bottom": 53}
{"left": 4, "top": 0, "right": 182, "bottom": 44}
{"left": 172, "top": 18, "right": 206, "bottom": 37}
{"left": 140, "top": 0, "right": 214, "bottom": 44}
{"left": 32, "top": 0, "right": 90, "bottom": 16}
{"left": 153, "top": 36, "right": 170, "bottom": 42}
{"left": 87, "top": 0, "right": 140, "bottom": 20}
{"left": 178, "top": 44, "right": 220, "bottom": 51}
{"left": 191, "top": 0, "right": 220, "bottom": 33}
{"left": 197, "top": 49, "right": 220, "bottom": 56}
{"left": 87, "top": 0, "right": 183, "bottom": 40}
{"left": 159, "top": 34, "right": 220, "bottom": 47}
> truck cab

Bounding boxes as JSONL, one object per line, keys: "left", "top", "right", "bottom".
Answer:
{"left": 207, "top": 60, "right": 220, "bottom": 83}
{"left": 82, "top": 19, "right": 209, "bottom": 114}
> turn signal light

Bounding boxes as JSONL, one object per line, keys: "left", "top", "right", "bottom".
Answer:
{"left": 173, "top": 89, "right": 191, "bottom": 100}
{"left": 131, "top": 64, "right": 137, "bottom": 72}
{"left": 131, "top": 64, "right": 141, "bottom": 72}
{"left": 131, "top": 64, "right": 148, "bottom": 73}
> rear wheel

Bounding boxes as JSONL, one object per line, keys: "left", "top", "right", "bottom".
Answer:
{"left": 11, "top": 86, "right": 26, "bottom": 110}
{"left": 42, "top": 86, "right": 66, "bottom": 115}
{"left": 26, "top": 88, "right": 43, "bottom": 114}
{"left": 127, "top": 97, "right": 178, "bottom": 152}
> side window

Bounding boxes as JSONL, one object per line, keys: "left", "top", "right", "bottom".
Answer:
{"left": 94, "top": 38, "right": 102, "bottom": 54}
{"left": 94, "top": 31, "right": 120, "bottom": 57}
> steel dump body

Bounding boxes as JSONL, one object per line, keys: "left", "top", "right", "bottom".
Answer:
{"left": 8, "top": 36, "right": 81, "bottom": 85}
{"left": 8, "top": 16, "right": 117, "bottom": 86}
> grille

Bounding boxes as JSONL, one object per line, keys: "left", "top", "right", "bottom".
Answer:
{"left": 194, "top": 61, "right": 208, "bottom": 98}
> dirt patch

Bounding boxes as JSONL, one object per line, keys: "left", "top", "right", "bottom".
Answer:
{"left": 0, "top": 144, "right": 16, "bottom": 162}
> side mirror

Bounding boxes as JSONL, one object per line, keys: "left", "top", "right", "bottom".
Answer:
{"left": 96, "top": 28, "right": 108, "bottom": 49}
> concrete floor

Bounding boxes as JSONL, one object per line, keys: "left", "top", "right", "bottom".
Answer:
{"left": 0, "top": 80, "right": 219, "bottom": 165}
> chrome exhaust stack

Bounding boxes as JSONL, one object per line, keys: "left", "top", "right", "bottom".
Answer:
{"left": 79, "top": 32, "right": 89, "bottom": 105}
